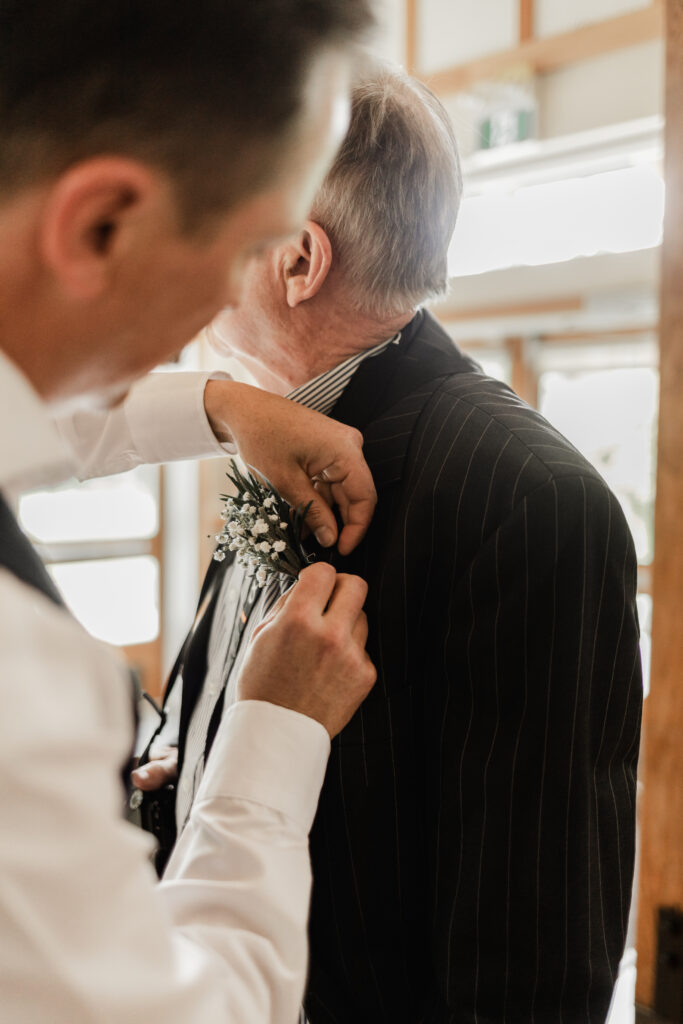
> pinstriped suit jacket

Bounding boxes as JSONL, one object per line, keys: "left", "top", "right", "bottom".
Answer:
{"left": 304, "top": 310, "right": 642, "bottom": 1023}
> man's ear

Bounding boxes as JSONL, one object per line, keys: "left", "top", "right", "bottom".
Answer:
{"left": 39, "top": 158, "right": 165, "bottom": 300}
{"left": 282, "top": 220, "right": 333, "bottom": 309}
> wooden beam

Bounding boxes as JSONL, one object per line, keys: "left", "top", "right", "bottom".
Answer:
{"left": 635, "top": 0, "right": 683, "bottom": 1008}
{"left": 537, "top": 324, "right": 658, "bottom": 343}
{"left": 520, "top": 0, "right": 534, "bottom": 44}
{"left": 505, "top": 335, "right": 538, "bottom": 405}
{"left": 123, "top": 640, "right": 163, "bottom": 699}
{"left": 406, "top": 0, "right": 418, "bottom": 75}
{"left": 422, "top": 2, "right": 664, "bottom": 95}
{"left": 433, "top": 295, "right": 584, "bottom": 321}
{"left": 638, "top": 564, "right": 653, "bottom": 595}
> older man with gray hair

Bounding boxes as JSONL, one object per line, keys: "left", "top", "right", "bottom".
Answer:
{"left": 138, "top": 66, "right": 641, "bottom": 1024}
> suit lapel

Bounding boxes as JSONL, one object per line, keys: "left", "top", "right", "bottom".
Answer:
{"left": 329, "top": 310, "right": 479, "bottom": 488}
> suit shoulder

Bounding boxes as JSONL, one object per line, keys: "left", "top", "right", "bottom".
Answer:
{"left": 392, "top": 371, "right": 631, "bottom": 544}
{"left": 416, "top": 371, "right": 606, "bottom": 489}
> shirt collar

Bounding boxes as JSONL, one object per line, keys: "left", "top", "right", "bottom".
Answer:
{"left": 286, "top": 333, "right": 401, "bottom": 415}
{"left": 0, "top": 348, "right": 76, "bottom": 495}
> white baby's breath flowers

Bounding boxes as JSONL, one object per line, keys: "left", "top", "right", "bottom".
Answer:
{"left": 213, "top": 460, "right": 314, "bottom": 588}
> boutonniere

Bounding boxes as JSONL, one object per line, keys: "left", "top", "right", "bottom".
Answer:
{"left": 213, "top": 460, "right": 313, "bottom": 588}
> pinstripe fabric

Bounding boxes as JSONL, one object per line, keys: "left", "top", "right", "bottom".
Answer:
{"left": 302, "top": 310, "right": 642, "bottom": 1024}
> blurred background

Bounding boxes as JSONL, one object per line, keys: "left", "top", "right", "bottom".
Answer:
{"left": 18, "top": 2, "right": 680, "bottom": 1020}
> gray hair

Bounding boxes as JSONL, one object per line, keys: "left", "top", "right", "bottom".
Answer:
{"left": 311, "top": 66, "right": 462, "bottom": 318}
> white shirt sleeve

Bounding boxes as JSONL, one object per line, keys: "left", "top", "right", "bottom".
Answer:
{"left": 0, "top": 571, "right": 330, "bottom": 1024}
{"left": 55, "top": 372, "right": 236, "bottom": 480}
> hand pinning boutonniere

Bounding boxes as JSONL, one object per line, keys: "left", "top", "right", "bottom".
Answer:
{"left": 213, "top": 459, "right": 313, "bottom": 587}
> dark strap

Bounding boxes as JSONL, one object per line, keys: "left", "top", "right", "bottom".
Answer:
{"left": 175, "top": 578, "right": 224, "bottom": 778}
{"left": 168, "top": 552, "right": 234, "bottom": 781}
{"left": 137, "top": 551, "right": 232, "bottom": 761}
{"left": 0, "top": 492, "right": 63, "bottom": 606}
{"left": 159, "top": 551, "right": 230, "bottom": 714}
{"left": 202, "top": 575, "right": 261, "bottom": 759}
{"left": 135, "top": 552, "right": 233, "bottom": 876}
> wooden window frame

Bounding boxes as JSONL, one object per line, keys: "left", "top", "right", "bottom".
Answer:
{"left": 406, "top": 0, "right": 664, "bottom": 95}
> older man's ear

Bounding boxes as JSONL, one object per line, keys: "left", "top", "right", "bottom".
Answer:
{"left": 283, "top": 220, "right": 333, "bottom": 308}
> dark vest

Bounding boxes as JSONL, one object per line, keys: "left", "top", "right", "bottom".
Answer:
{"left": 0, "top": 491, "right": 63, "bottom": 606}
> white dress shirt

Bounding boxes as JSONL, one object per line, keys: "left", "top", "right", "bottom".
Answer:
{"left": 0, "top": 350, "right": 330, "bottom": 1024}
{"left": 54, "top": 370, "right": 234, "bottom": 481}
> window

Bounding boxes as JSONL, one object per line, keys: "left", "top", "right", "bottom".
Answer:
{"left": 536, "top": 335, "right": 657, "bottom": 698}
{"left": 20, "top": 464, "right": 163, "bottom": 694}
{"left": 536, "top": 337, "right": 658, "bottom": 565}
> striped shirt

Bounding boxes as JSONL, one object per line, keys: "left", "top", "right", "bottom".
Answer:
{"left": 175, "top": 332, "right": 400, "bottom": 830}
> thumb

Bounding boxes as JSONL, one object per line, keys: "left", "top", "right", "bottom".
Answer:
{"left": 290, "top": 474, "right": 338, "bottom": 548}
{"left": 131, "top": 757, "right": 177, "bottom": 791}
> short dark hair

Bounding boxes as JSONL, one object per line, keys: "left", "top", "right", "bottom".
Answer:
{"left": 0, "top": 1, "right": 374, "bottom": 222}
{"left": 312, "top": 66, "right": 462, "bottom": 317}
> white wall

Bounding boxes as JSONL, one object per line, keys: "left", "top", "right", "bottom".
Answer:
{"left": 417, "top": 0, "right": 518, "bottom": 73}
{"left": 369, "top": 0, "right": 407, "bottom": 67}
{"left": 536, "top": 0, "right": 650, "bottom": 39}
{"left": 441, "top": 248, "right": 660, "bottom": 311}
{"left": 539, "top": 40, "right": 664, "bottom": 137}
{"left": 411, "top": 0, "right": 654, "bottom": 71}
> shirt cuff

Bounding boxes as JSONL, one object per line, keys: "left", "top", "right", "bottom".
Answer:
{"left": 195, "top": 700, "right": 331, "bottom": 834}
{"left": 126, "top": 371, "right": 237, "bottom": 464}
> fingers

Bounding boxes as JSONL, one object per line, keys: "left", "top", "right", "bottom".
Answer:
{"left": 130, "top": 748, "right": 178, "bottom": 791}
{"left": 337, "top": 499, "right": 376, "bottom": 557}
{"left": 312, "top": 478, "right": 333, "bottom": 507}
{"left": 252, "top": 562, "right": 337, "bottom": 640}
{"left": 253, "top": 569, "right": 368, "bottom": 645}
{"left": 295, "top": 467, "right": 376, "bottom": 554}
{"left": 284, "top": 562, "right": 337, "bottom": 616}
{"left": 287, "top": 473, "right": 339, "bottom": 548}
{"left": 290, "top": 460, "right": 376, "bottom": 554}
{"left": 236, "top": 563, "right": 375, "bottom": 737}
{"left": 250, "top": 583, "right": 296, "bottom": 639}
{"left": 265, "top": 463, "right": 376, "bottom": 555}
{"left": 324, "top": 572, "right": 368, "bottom": 627}
{"left": 314, "top": 449, "right": 377, "bottom": 556}
{"left": 351, "top": 608, "right": 369, "bottom": 649}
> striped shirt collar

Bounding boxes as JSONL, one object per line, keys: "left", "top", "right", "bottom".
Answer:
{"left": 286, "top": 333, "right": 401, "bottom": 415}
